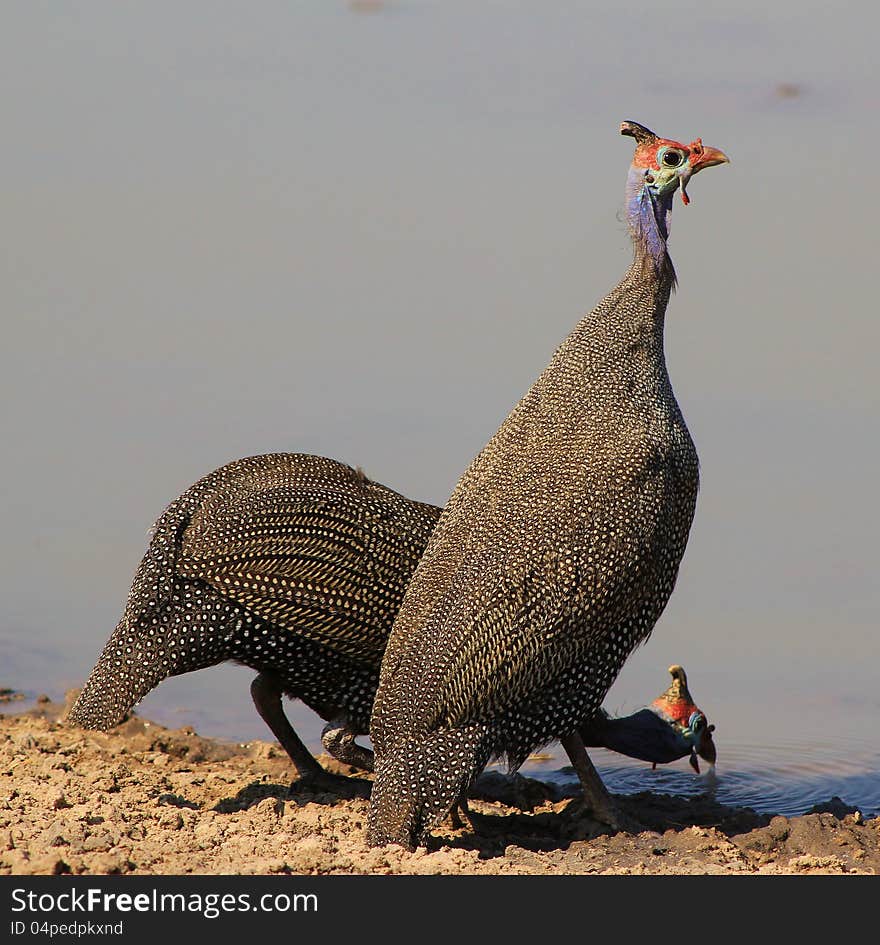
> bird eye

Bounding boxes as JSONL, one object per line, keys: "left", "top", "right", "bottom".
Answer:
{"left": 661, "top": 150, "right": 683, "bottom": 168}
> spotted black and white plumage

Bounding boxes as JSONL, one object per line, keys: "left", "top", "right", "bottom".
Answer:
{"left": 65, "top": 448, "right": 708, "bottom": 798}
{"left": 67, "top": 453, "right": 439, "bottom": 781}
{"left": 368, "top": 122, "right": 728, "bottom": 848}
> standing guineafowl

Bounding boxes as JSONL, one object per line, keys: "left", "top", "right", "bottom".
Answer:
{"left": 67, "top": 453, "right": 440, "bottom": 793}
{"left": 368, "top": 121, "right": 728, "bottom": 848}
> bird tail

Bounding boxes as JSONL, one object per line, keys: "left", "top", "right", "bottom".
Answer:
{"left": 367, "top": 726, "right": 485, "bottom": 850}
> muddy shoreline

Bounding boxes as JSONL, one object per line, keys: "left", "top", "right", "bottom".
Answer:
{"left": 1, "top": 694, "right": 877, "bottom": 875}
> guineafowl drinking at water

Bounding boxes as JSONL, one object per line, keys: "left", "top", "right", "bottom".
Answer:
{"left": 368, "top": 121, "right": 728, "bottom": 848}
{"left": 581, "top": 664, "right": 716, "bottom": 772}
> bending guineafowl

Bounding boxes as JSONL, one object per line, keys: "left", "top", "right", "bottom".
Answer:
{"left": 368, "top": 121, "right": 728, "bottom": 848}
{"left": 66, "top": 453, "right": 439, "bottom": 793}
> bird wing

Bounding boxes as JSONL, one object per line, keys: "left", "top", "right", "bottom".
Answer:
{"left": 398, "top": 535, "right": 659, "bottom": 738}
{"left": 423, "top": 551, "right": 582, "bottom": 728}
{"left": 581, "top": 708, "right": 689, "bottom": 764}
{"left": 177, "top": 458, "right": 439, "bottom": 666}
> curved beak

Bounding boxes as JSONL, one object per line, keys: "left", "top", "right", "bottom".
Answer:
{"left": 697, "top": 725, "right": 717, "bottom": 768}
{"left": 679, "top": 143, "right": 730, "bottom": 205}
{"left": 692, "top": 145, "right": 730, "bottom": 172}
{"left": 689, "top": 722, "right": 717, "bottom": 772}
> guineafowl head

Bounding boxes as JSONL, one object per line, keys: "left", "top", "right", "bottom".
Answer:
{"left": 622, "top": 120, "right": 729, "bottom": 206}
{"left": 620, "top": 120, "right": 728, "bottom": 266}
{"left": 651, "top": 664, "right": 717, "bottom": 773}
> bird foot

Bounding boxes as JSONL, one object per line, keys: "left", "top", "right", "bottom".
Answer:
{"left": 446, "top": 797, "right": 484, "bottom": 832}
{"left": 447, "top": 805, "right": 466, "bottom": 831}
{"left": 589, "top": 798, "right": 621, "bottom": 831}
{"left": 320, "top": 720, "right": 375, "bottom": 773}
{"left": 289, "top": 770, "right": 372, "bottom": 800}
{"left": 571, "top": 798, "right": 643, "bottom": 835}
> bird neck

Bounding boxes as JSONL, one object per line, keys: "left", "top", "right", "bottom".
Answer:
{"left": 503, "top": 170, "right": 682, "bottom": 419}
{"left": 551, "top": 233, "right": 676, "bottom": 384}
{"left": 624, "top": 165, "right": 677, "bottom": 284}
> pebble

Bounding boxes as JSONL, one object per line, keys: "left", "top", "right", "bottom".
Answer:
{"left": 52, "top": 793, "right": 71, "bottom": 810}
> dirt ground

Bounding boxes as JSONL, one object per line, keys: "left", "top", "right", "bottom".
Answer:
{"left": 1, "top": 693, "right": 877, "bottom": 876}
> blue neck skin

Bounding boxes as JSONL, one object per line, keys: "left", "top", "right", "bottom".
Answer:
{"left": 624, "top": 165, "right": 677, "bottom": 270}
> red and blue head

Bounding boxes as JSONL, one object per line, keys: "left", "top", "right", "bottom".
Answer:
{"left": 651, "top": 664, "right": 717, "bottom": 772}
{"left": 621, "top": 120, "right": 729, "bottom": 263}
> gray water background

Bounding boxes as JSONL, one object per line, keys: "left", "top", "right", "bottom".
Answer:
{"left": 2, "top": 1, "right": 877, "bottom": 816}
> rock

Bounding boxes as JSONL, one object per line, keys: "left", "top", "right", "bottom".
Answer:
{"left": 85, "top": 852, "right": 131, "bottom": 874}
{"left": 82, "top": 833, "right": 116, "bottom": 853}
{"left": 43, "top": 826, "right": 68, "bottom": 848}
{"left": 28, "top": 853, "right": 70, "bottom": 875}
{"left": 805, "top": 797, "right": 860, "bottom": 819}
{"left": 156, "top": 793, "right": 199, "bottom": 810}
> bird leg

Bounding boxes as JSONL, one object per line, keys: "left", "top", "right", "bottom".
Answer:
{"left": 560, "top": 731, "right": 620, "bottom": 830}
{"left": 250, "top": 671, "right": 323, "bottom": 779}
{"left": 447, "top": 793, "right": 475, "bottom": 831}
{"left": 250, "top": 671, "right": 369, "bottom": 797}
